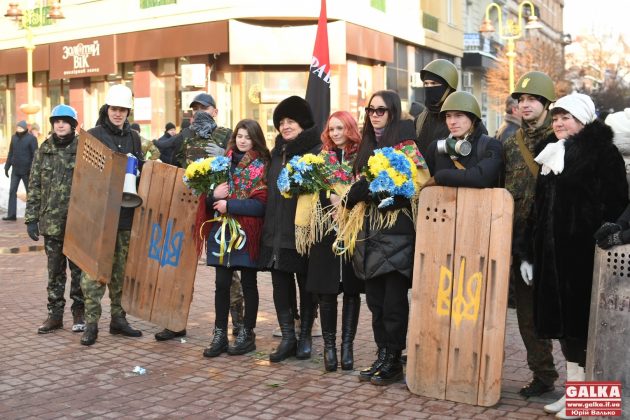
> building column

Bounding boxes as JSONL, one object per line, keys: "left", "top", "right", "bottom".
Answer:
{"left": 15, "top": 74, "right": 28, "bottom": 123}
{"left": 132, "top": 60, "right": 159, "bottom": 137}
{"left": 69, "top": 78, "right": 89, "bottom": 127}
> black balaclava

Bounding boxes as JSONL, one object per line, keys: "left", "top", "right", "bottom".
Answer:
{"left": 423, "top": 73, "right": 452, "bottom": 112}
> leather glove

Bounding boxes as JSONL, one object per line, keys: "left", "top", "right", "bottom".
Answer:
{"left": 205, "top": 143, "right": 225, "bottom": 157}
{"left": 345, "top": 177, "right": 370, "bottom": 210}
{"left": 520, "top": 260, "right": 533, "bottom": 286}
{"left": 594, "top": 222, "right": 622, "bottom": 241}
{"left": 4, "top": 167, "right": 9, "bottom": 178}
{"left": 596, "top": 230, "right": 630, "bottom": 250}
{"left": 26, "top": 222, "right": 40, "bottom": 241}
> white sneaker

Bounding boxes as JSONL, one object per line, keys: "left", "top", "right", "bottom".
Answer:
{"left": 544, "top": 395, "right": 566, "bottom": 414}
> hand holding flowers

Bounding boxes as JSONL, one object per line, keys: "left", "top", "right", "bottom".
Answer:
{"left": 183, "top": 156, "right": 230, "bottom": 196}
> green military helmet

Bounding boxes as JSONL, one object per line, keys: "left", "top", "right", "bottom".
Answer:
{"left": 511, "top": 71, "right": 556, "bottom": 102}
{"left": 421, "top": 59, "right": 459, "bottom": 90}
{"left": 440, "top": 91, "right": 481, "bottom": 119}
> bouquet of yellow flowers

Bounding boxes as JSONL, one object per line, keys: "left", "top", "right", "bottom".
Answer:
{"left": 365, "top": 147, "right": 418, "bottom": 208}
{"left": 183, "top": 156, "right": 230, "bottom": 195}
{"left": 334, "top": 146, "right": 422, "bottom": 258}
{"left": 277, "top": 153, "right": 331, "bottom": 198}
{"left": 276, "top": 153, "right": 336, "bottom": 254}
{"left": 183, "top": 156, "right": 231, "bottom": 257}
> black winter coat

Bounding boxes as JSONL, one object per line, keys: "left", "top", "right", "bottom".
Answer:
{"left": 527, "top": 120, "right": 628, "bottom": 340}
{"left": 306, "top": 149, "right": 363, "bottom": 295}
{"left": 154, "top": 132, "right": 174, "bottom": 164}
{"left": 88, "top": 117, "right": 143, "bottom": 231}
{"left": 259, "top": 126, "right": 322, "bottom": 273}
{"left": 415, "top": 109, "right": 450, "bottom": 157}
{"left": 6, "top": 131, "right": 38, "bottom": 175}
{"left": 425, "top": 123, "right": 504, "bottom": 188}
{"left": 353, "top": 120, "right": 420, "bottom": 282}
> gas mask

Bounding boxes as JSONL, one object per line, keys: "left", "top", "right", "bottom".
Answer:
{"left": 436, "top": 136, "right": 472, "bottom": 158}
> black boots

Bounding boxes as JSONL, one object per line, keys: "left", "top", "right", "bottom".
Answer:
{"left": 359, "top": 347, "right": 387, "bottom": 382}
{"left": 155, "top": 328, "right": 187, "bottom": 341}
{"left": 269, "top": 310, "right": 297, "bottom": 362}
{"left": 319, "top": 299, "right": 338, "bottom": 371}
{"left": 38, "top": 316, "right": 63, "bottom": 334}
{"left": 296, "top": 303, "right": 316, "bottom": 360}
{"left": 110, "top": 315, "right": 142, "bottom": 337}
{"left": 80, "top": 323, "right": 98, "bottom": 346}
{"left": 340, "top": 295, "right": 360, "bottom": 370}
{"left": 203, "top": 327, "right": 228, "bottom": 357}
{"left": 371, "top": 349, "right": 403, "bottom": 385}
{"left": 228, "top": 328, "right": 256, "bottom": 355}
{"left": 230, "top": 301, "right": 244, "bottom": 337}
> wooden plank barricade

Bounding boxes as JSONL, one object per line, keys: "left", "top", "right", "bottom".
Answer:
{"left": 122, "top": 160, "right": 200, "bottom": 332}
{"left": 585, "top": 246, "right": 630, "bottom": 419}
{"left": 407, "top": 187, "right": 513, "bottom": 406}
{"left": 63, "top": 129, "right": 127, "bottom": 284}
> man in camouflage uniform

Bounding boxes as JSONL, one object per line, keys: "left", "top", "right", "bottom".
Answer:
{"left": 25, "top": 104, "right": 85, "bottom": 334}
{"left": 503, "top": 71, "right": 559, "bottom": 397}
{"left": 80, "top": 84, "right": 145, "bottom": 346}
{"left": 153, "top": 92, "right": 245, "bottom": 341}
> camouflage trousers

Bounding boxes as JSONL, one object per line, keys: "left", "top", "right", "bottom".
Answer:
{"left": 512, "top": 259, "right": 559, "bottom": 386}
{"left": 44, "top": 236, "right": 84, "bottom": 319}
{"left": 230, "top": 271, "right": 244, "bottom": 326}
{"left": 81, "top": 230, "right": 130, "bottom": 324}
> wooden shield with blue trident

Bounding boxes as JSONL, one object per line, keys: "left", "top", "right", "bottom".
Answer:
{"left": 407, "top": 187, "right": 513, "bottom": 407}
{"left": 122, "top": 160, "right": 200, "bottom": 332}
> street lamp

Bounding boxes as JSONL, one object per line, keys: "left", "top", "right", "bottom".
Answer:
{"left": 479, "top": 1, "right": 542, "bottom": 92}
{"left": 4, "top": 1, "right": 65, "bottom": 122}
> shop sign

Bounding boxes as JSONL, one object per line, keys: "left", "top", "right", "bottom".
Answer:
{"left": 50, "top": 36, "right": 116, "bottom": 79}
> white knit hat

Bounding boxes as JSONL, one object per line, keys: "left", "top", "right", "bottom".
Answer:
{"left": 606, "top": 108, "right": 630, "bottom": 154}
{"left": 606, "top": 108, "right": 630, "bottom": 138}
{"left": 550, "top": 93, "right": 596, "bottom": 125}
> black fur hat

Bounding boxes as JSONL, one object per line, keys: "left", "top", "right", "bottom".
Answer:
{"left": 273, "top": 96, "right": 315, "bottom": 130}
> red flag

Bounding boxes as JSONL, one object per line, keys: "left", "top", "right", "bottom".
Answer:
{"left": 305, "top": 0, "right": 331, "bottom": 133}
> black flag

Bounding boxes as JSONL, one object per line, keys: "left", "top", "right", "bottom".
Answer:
{"left": 305, "top": 0, "right": 331, "bottom": 133}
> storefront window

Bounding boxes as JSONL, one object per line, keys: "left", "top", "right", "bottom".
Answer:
{"left": 228, "top": 70, "right": 307, "bottom": 146}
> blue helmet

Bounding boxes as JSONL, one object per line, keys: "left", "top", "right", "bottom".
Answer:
{"left": 50, "top": 104, "right": 78, "bottom": 125}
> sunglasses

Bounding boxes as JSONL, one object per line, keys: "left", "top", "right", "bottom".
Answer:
{"left": 365, "top": 107, "right": 388, "bottom": 117}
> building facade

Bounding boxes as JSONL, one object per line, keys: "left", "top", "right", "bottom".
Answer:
{"left": 0, "top": 0, "right": 465, "bottom": 153}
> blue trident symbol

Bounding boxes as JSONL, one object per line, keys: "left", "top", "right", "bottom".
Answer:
{"left": 148, "top": 219, "right": 184, "bottom": 267}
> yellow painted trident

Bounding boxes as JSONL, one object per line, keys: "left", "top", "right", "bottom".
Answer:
{"left": 436, "top": 257, "right": 483, "bottom": 327}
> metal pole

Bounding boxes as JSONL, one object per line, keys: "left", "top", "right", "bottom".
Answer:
{"left": 506, "top": 38, "right": 516, "bottom": 93}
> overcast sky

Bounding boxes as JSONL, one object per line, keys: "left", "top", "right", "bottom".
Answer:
{"left": 564, "top": 0, "right": 629, "bottom": 37}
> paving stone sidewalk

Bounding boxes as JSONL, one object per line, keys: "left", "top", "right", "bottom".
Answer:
{"left": 0, "top": 217, "right": 564, "bottom": 419}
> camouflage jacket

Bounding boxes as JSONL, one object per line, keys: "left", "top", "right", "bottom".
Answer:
{"left": 176, "top": 126, "right": 232, "bottom": 168}
{"left": 25, "top": 134, "right": 78, "bottom": 237}
{"left": 503, "top": 113, "right": 555, "bottom": 249}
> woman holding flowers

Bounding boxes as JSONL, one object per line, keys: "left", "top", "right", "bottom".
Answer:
{"left": 305, "top": 111, "right": 364, "bottom": 372}
{"left": 260, "top": 96, "right": 322, "bottom": 362}
{"left": 202, "top": 119, "right": 270, "bottom": 357}
{"left": 424, "top": 91, "right": 503, "bottom": 188}
{"left": 342, "top": 90, "right": 429, "bottom": 385}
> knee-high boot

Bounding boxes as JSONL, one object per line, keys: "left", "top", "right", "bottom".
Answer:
{"left": 296, "top": 302, "right": 316, "bottom": 359}
{"left": 340, "top": 295, "right": 360, "bottom": 370}
{"left": 269, "top": 309, "right": 296, "bottom": 363}
{"left": 319, "top": 298, "right": 338, "bottom": 371}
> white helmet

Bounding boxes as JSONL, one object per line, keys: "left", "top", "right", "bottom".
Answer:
{"left": 105, "top": 84, "right": 133, "bottom": 109}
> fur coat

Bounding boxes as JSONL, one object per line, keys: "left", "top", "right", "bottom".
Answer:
{"left": 528, "top": 119, "right": 628, "bottom": 340}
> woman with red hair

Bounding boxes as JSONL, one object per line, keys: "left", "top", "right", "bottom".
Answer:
{"left": 306, "top": 111, "right": 364, "bottom": 372}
